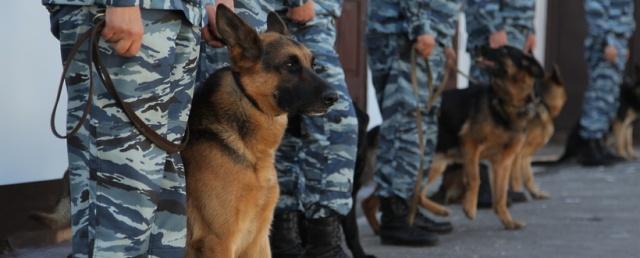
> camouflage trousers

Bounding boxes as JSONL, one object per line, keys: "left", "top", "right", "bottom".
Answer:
{"left": 275, "top": 14, "right": 358, "bottom": 219}
{"left": 579, "top": 36, "right": 629, "bottom": 139}
{"left": 468, "top": 27, "right": 530, "bottom": 85}
{"left": 50, "top": 6, "right": 199, "bottom": 257}
{"left": 367, "top": 32, "right": 446, "bottom": 200}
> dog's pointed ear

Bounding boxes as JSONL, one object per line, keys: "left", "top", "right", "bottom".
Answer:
{"left": 549, "top": 64, "right": 565, "bottom": 85}
{"left": 267, "top": 11, "right": 289, "bottom": 35}
{"left": 216, "top": 5, "right": 262, "bottom": 69}
{"left": 521, "top": 55, "right": 544, "bottom": 78}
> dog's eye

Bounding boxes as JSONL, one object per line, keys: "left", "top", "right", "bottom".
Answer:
{"left": 284, "top": 56, "right": 301, "bottom": 73}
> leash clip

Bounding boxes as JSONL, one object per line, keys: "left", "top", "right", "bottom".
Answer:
{"left": 93, "top": 11, "right": 105, "bottom": 24}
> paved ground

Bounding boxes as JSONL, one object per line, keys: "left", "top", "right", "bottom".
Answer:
{"left": 3, "top": 160, "right": 640, "bottom": 258}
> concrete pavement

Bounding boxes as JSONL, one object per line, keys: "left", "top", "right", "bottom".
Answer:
{"left": 2, "top": 161, "right": 639, "bottom": 258}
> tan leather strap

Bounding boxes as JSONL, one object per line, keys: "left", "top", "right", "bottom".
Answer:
{"left": 407, "top": 45, "right": 450, "bottom": 225}
{"left": 50, "top": 18, "right": 188, "bottom": 154}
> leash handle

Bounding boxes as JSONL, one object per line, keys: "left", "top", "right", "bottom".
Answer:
{"left": 50, "top": 17, "right": 188, "bottom": 154}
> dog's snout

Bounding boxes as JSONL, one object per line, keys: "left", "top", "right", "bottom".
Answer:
{"left": 322, "top": 91, "right": 339, "bottom": 106}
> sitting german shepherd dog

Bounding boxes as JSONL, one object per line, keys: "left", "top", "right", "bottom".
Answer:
{"left": 609, "top": 64, "right": 640, "bottom": 159}
{"left": 182, "top": 6, "right": 337, "bottom": 257}
{"left": 418, "top": 46, "right": 544, "bottom": 230}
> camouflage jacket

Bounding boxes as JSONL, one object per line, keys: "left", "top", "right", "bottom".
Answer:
{"left": 465, "top": 0, "right": 535, "bottom": 49}
{"left": 41, "top": 0, "right": 208, "bottom": 26}
{"left": 585, "top": 0, "right": 636, "bottom": 47}
{"left": 265, "top": 0, "right": 342, "bottom": 17}
{"left": 368, "top": 0, "right": 463, "bottom": 47}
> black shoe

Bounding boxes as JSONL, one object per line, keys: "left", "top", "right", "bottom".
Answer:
{"left": 413, "top": 213, "right": 453, "bottom": 234}
{"left": 379, "top": 196, "right": 439, "bottom": 246}
{"left": 302, "top": 214, "right": 351, "bottom": 258}
{"left": 508, "top": 190, "right": 528, "bottom": 203}
{"left": 271, "top": 212, "right": 305, "bottom": 258}
{"left": 578, "top": 138, "right": 614, "bottom": 167}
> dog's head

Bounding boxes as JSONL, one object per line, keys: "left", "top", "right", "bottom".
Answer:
{"left": 541, "top": 64, "right": 567, "bottom": 117}
{"left": 215, "top": 5, "right": 337, "bottom": 116}
{"left": 477, "top": 45, "right": 544, "bottom": 107}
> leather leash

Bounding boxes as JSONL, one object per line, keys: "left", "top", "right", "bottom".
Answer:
{"left": 407, "top": 45, "right": 452, "bottom": 226}
{"left": 50, "top": 16, "right": 188, "bottom": 154}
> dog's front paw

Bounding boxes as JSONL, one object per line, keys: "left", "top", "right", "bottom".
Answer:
{"left": 462, "top": 204, "right": 477, "bottom": 220}
{"left": 503, "top": 220, "right": 526, "bottom": 230}
{"left": 531, "top": 190, "right": 550, "bottom": 200}
{"left": 434, "top": 207, "right": 452, "bottom": 217}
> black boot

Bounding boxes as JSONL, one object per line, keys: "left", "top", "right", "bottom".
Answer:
{"left": 302, "top": 214, "right": 350, "bottom": 258}
{"left": 271, "top": 212, "right": 305, "bottom": 258}
{"left": 578, "top": 138, "right": 614, "bottom": 167}
{"left": 379, "top": 196, "right": 439, "bottom": 246}
{"left": 508, "top": 190, "right": 528, "bottom": 203}
{"left": 413, "top": 213, "right": 453, "bottom": 234}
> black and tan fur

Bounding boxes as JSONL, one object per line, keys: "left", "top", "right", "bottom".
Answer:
{"left": 416, "top": 46, "right": 544, "bottom": 230}
{"left": 609, "top": 64, "right": 640, "bottom": 159}
{"left": 509, "top": 65, "right": 567, "bottom": 200}
{"left": 182, "top": 6, "right": 337, "bottom": 258}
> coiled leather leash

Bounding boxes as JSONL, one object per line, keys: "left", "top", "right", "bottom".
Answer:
{"left": 50, "top": 15, "right": 188, "bottom": 154}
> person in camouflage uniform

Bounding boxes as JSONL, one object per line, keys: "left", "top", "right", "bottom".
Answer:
{"left": 44, "top": 0, "right": 207, "bottom": 256}
{"left": 265, "top": 1, "right": 358, "bottom": 257}
{"left": 578, "top": 0, "right": 636, "bottom": 166}
{"left": 367, "top": 0, "right": 461, "bottom": 247}
{"left": 465, "top": 0, "right": 536, "bottom": 85}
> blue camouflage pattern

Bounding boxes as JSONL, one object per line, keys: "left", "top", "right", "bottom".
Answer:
{"left": 49, "top": 5, "right": 199, "bottom": 257}
{"left": 466, "top": 0, "right": 536, "bottom": 85}
{"left": 42, "top": 0, "right": 208, "bottom": 26}
{"left": 268, "top": 0, "right": 358, "bottom": 219}
{"left": 579, "top": 0, "right": 636, "bottom": 139}
{"left": 368, "top": 0, "right": 462, "bottom": 200}
{"left": 267, "top": 0, "right": 342, "bottom": 17}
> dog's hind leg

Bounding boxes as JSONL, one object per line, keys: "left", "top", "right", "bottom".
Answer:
{"left": 522, "top": 156, "right": 550, "bottom": 199}
{"left": 461, "top": 141, "right": 483, "bottom": 220}
{"left": 613, "top": 121, "right": 627, "bottom": 158}
{"left": 362, "top": 192, "right": 381, "bottom": 235}
{"left": 625, "top": 123, "right": 637, "bottom": 159}
{"left": 419, "top": 155, "right": 451, "bottom": 217}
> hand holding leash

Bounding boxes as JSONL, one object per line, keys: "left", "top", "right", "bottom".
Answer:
{"left": 102, "top": 7, "right": 143, "bottom": 57}
{"left": 604, "top": 45, "right": 618, "bottom": 63}
{"left": 415, "top": 34, "right": 436, "bottom": 59}
{"left": 489, "top": 30, "right": 508, "bottom": 49}
{"left": 287, "top": 0, "right": 316, "bottom": 24}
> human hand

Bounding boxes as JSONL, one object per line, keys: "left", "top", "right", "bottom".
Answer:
{"left": 102, "top": 7, "right": 144, "bottom": 57}
{"left": 203, "top": 0, "right": 235, "bottom": 48}
{"left": 524, "top": 34, "right": 536, "bottom": 53}
{"left": 415, "top": 34, "right": 436, "bottom": 59}
{"left": 604, "top": 45, "right": 618, "bottom": 63}
{"left": 489, "top": 30, "right": 508, "bottom": 49}
{"left": 287, "top": 0, "right": 315, "bottom": 24}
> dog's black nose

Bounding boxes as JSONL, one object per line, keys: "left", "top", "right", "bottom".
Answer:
{"left": 322, "top": 91, "right": 339, "bottom": 106}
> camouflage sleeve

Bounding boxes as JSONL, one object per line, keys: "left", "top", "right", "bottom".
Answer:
{"left": 506, "top": 0, "right": 535, "bottom": 34}
{"left": 284, "top": 0, "right": 309, "bottom": 8}
{"left": 104, "top": 0, "right": 139, "bottom": 6}
{"left": 465, "top": 0, "right": 504, "bottom": 33}
{"left": 399, "top": 0, "right": 433, "bottom": 40}
{"left": 426, "top": 0, "right": 463, "bottom": 48}
{"left": 585, "top": 0, "right": 636, "bottom": 46}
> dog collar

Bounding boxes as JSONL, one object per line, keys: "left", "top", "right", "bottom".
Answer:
{"left": 232, "top": 71, "right": 264, "bottom": 113}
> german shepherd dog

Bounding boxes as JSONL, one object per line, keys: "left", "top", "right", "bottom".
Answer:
{"left": 182, "top": 6, "right": 337, "bottom": 258}
{"left": 416, "top": 46, "right": 544, "bottom": 230}
{"left": 549, "top": 64, "right": 640, "bottom": 164}
{"left": 509, "top": 65, "right": 566, "bottom": 200}
{"left": 431, "top": 66, "right": 566, "bottom": 205}
{"left": 609, "top": 64, "right": 640, "bottom": 159}
{"left": 361, "top": 46, "right": 544, "bottom": 232}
